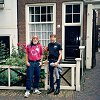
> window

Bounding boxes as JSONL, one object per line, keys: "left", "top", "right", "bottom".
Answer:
{"left": 65, "top": 4, "right": 80, "bottom": 23}
{"left": 0, "top": 0, "right": 4, "bottom": 4}
{"left": 29, "top": 5, "right": 54, "bottom": 46}
{"left": 29, "top": 6, "right": 53, "bottom": 22}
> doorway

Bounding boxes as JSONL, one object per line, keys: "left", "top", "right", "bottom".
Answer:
{"left": 0, "top": 36, "right": 10, "bottom": 59}
{"left": 65, "top": 26, "right": 80, "bottom": 61}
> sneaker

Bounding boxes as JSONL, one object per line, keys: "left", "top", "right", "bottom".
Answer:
{"left": 47, "top": 88, "right": 54, "bottom": 94}
{"left": 33, "top": 89, "right": 41, "bottom": 94}
{"left": 24, "top": 91, "right": 30, "bottom": 98}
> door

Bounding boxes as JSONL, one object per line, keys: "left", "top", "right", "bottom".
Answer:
{"left": 62, "top": 3, "right": 83, "bottom": 62}
{"left": 65, "top": 26, "right": 80, "bottom": 61}
{"left": 92, "top": 10, "right": 96, "bottom": 68}
{"left": 0, "top": 36, "right": 10, "bottom": 59}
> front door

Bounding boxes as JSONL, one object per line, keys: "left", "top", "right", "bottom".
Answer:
{"left": 62, "top": 2, "right": 83, "bottom": 61}
{"left": 65, "top": 26, "right": 80, "bottom": 60}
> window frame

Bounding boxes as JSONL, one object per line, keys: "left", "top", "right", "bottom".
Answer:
{"left": 25, "top": 3, "right": 56, "bottom": 45}
{"left": 62, "top": 2, "right": 83, "bottom": 60}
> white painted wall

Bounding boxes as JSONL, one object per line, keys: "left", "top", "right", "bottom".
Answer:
{"left": 86, "top": 4, "right": 93, "bottom": 69}
{"left": 0, "top": 0, "right": 17, "bottom": 54}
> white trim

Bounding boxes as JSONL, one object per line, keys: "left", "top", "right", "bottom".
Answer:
{"left": 25, "top": 5, "right": 30, "bottom": 44}
{"left": 27, "top": 3, "right": 56, "bottom": 6}
{"left": 62, "top": 3, "right": 65, "bottom": 59}
{"left": 62, "top": 2, "right": 83, "bottom": 60}
{"left": 86, "top": 4, "right": 93, "bottom": 69}
{"left": 93, "top": 4, "right": 100, "bottom": 9}
{"left": 84, "top": 0, "right": 100, "bottom": 4}
{"left": 25, "top": 3, "right": 56, "bottom": 45}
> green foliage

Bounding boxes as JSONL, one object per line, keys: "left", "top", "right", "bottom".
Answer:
{"left": 5, "top": 45, "right": 26, "bottom": 67}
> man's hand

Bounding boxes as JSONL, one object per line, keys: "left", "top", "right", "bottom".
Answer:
{"left": 43, "top": 60, "right": 48, "bottom": 65}
{"left": 39, "top": 61, "right": 43, "bottom": 67}
{"left": 54, "top": 62, "right": 59, "bottom": 67}
{"left": 26, "top": 61, "right": 30, "bottom": 67}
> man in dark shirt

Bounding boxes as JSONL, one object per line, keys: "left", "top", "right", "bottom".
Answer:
{"left": 47, "top": 34, "right": 62, "bottom": 95}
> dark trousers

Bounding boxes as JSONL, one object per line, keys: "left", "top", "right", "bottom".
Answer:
{"left": 49, "top": 60, "right": 60, "bottom": 90}
{"left": 26, "top": 61, "right": 41, "bottom": 91}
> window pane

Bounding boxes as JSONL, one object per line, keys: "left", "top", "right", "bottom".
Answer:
{"left": 29, "top": 25, "right": 35, "bottom": 31}
{"left": 48, "top": 24, "right": 53, "bottom": 31}
{"left": 45, "top": 32, "right": 49, "bottom": 39}
{"left": 35, "top": 15, "right": 40, "bottom": 22}
{"left": 30, "top": 32, "right": 35, "bottom": 39}
{"left": 41, "top": 15, "right": 46, "bottom": 22}
{"left": 36, "top": 32, "right": 41, "bottom": 39}
{"left": 66, "top": 14, "right": 72, "bottom": 23}
{"left": 48, "top": 32, "right": 52, "bottom": 39}
{"left": 29, "top": 7, "right": 34, "bottom": 14}
{"left": 36, "top": 24, "right": 41, "bottom": 31}
{"left": 42, "top": 32, "right": 46, "bottom": 39}
{"left": 41, "top": 6, "right": 46, "bottom": 14}
{"left": 73, "top": 5, "right": 80, "bottom": 13}
{"left": 35, "top": 7, "right": 40, "bottom": 14}
{"left": 47, "top": 14, "right": 53, "bottom": 21}
{"left": 42, "top": 24, "right": 47, "bottom": 31}
{"left": 46, "top": 40, "right": 49, "bottom": 46}
{"left": 29, "top": 15, "right": 34, "bottom": 22}
{"left": 47, "top": 6, "right": 53, "bottom": 13}
{"left": 42, "top": 40, "right": 46, "bottom": 46}
{"left": 66, "top": 5, "right": 72, "bottom": 13}
{"left": 73, "top": 14, "right": 80, "bottom": 23}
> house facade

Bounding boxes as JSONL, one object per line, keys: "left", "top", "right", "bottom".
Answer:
{"left": 0, "top": 1, "right": 100, "bottom": 68}
{"left": 18, "top": 0, "right": 85, "bottom": 63}
{"left": 0, "top": 0, "right": 17, "bottom": 55}
{"left": 0, "top": 0, "right": 100, "bottom": 90}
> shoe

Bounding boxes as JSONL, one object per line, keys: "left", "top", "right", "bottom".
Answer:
{"left": 33, "top": 89, "right": 41, "bottom": 94}
{"left": 24, "top": 91, "right": 30, "bottom": 98}
{"left": 54, "top": 89, "right": 60, "bottom": 95}
{"left": 47, "top": 88, "right": 54, "bottom": 94}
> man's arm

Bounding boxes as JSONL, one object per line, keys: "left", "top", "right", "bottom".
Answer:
{"left": 26, "top": 52, "right": 30, "bottom": 66}
{"left": 57, "top": 50, "right": 62, "bottom": 63}
{"left": 54, "top": 50, "right": 62, "bottom": 67}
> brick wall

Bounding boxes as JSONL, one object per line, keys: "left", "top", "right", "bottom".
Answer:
{"left": 17, "top": 0, "right": 85, "bottom": 44}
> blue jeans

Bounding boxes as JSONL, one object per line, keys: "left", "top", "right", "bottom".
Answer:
{"left": 26, "top": 61, "right": 41, "bottom": 91}
{"left": 49, "top": 59, "right": 60, "bottom": 90}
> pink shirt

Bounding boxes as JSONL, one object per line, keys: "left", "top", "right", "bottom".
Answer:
{"left": 26, "top": 43, "right": 43, "bottom": 61}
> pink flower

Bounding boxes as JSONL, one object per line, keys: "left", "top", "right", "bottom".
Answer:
{"left": 23, "top": 43, "right": 26, "bottom": 48}
{"left": 17, "top": 43, "right": 21, "bottom": 46}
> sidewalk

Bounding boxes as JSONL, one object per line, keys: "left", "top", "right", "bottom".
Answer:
{"left": 74, "top": 52, "right": 100, "bottom": 100}
{"left": 0, "top": 53, "right": 100, "bottom": 100}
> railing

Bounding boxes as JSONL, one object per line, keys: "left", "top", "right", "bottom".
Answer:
{"left": 58, "top": 58, "right": 81, "bottom": 91}
{"left": 0, "top": 65, "right": 48, "bottom": 90}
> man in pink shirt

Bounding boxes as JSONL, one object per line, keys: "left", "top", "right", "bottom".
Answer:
{"left": 24, "top": 36, "right": 43, "bottom": 98}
